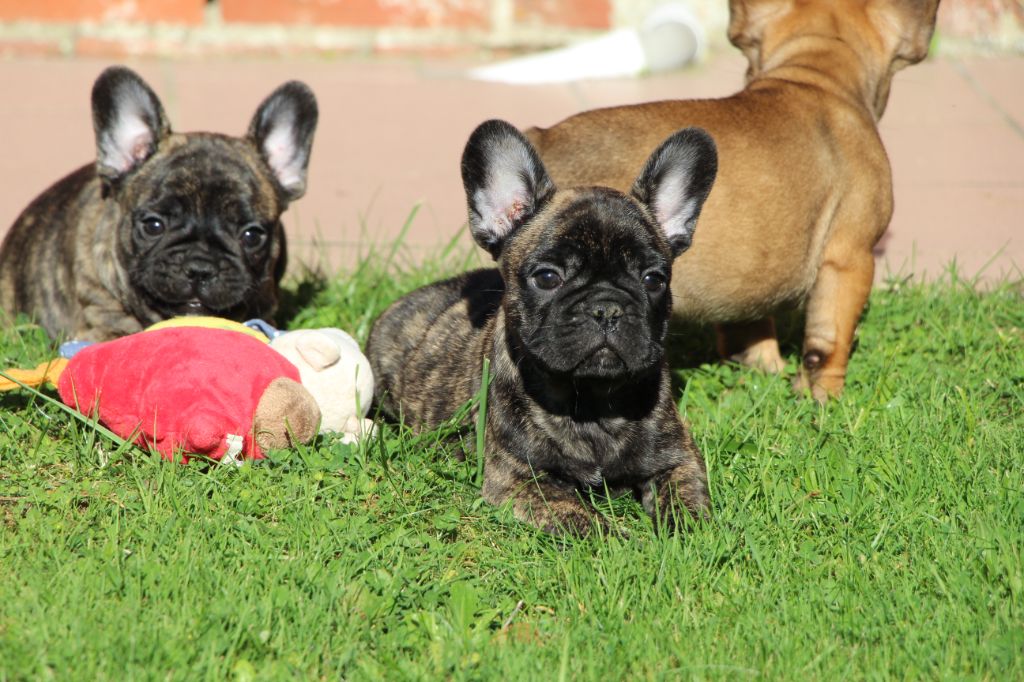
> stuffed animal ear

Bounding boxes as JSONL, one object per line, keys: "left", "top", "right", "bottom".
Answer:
{"left": 253, "top": 377, "right": 321, "bottom": 452}
{"left": 631, "top": 127, "right": 718, "bottom": 258}
{"left": 247, "top": 81, "right": 319, "bottom": 202}
{"left": 91, "top": 66, "right": 171, "bottom": 182}
{"left": 295, "top": 334, "right": 341, "bottom": 371}
{"left": 460, "top": 119, "right": 555, "bottom": 259}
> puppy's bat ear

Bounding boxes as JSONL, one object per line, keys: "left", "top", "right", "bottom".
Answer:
{"left": 91, "top": 66, "right": 171, "bottom": 183}
{"left": 631, "top": 127, "right": 718, "bottom": 258}
{"left": 461, "top": 119, "right": 555, "bottom": 259}
{"left": 727, "top": 0, "right": 790, "bottom": 80}
{"left": 248, "top": 81, "right": 319, "bottom": 202}
{"left": 868, "top": 0, "right": 940, "bottom": 66}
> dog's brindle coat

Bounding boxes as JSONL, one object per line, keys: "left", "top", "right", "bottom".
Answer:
{"left": 369, "top": 121, "right": 717, "bottom": 535}
{"left": 0, "top": 66, "right": 317, "bottom": 341}
{"left": 525, "top": 0, "right": 940, "bottom": 400}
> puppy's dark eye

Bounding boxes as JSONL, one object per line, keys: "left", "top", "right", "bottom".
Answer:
{"left": 532, "top": 269, "right": 563, "bottom": 291}
{"left": 139, "top": 216, "right": 165, "bottom": 237}
{"left": 642, "top": 272, "right": 667, "bottom": 293}
{"left": 241, "top": 225, "right": 268, "bottom": 249}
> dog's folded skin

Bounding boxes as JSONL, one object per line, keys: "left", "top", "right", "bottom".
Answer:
{"left": 369, "top": 120, "right": 718, "bottom": 535}
{"left": 524, "top": 0, "right": 941, "bottom": 400}
{"left": 0, "top": 66, "right": 318, "bottom": 341}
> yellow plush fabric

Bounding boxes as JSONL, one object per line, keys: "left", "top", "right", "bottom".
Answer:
{"left": 0, "top": 358, "right": 70, "bottom": 391}
{"left": 146, "top": 316, "right": 268, "bottom": 343}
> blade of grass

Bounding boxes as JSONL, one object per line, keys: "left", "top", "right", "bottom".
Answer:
{"left": 474, "top": 357, "right": 490, "bottom": 486}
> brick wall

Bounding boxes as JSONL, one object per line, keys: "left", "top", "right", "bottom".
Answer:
{"left": 0, "top": 0, "right": 620, "bottom": 58}
{"left": 0, "top": 0, "right": 1018, "bottom": 58}
{"left": 0, "top": 0, "right": 206, "bottom": 25}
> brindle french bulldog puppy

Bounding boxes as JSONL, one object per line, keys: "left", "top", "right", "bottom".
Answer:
{"left": 0, "top": 66, "right": 318, "bottom": 341}
{"left": 368, "top": 120, "right": 718, "bottom": 535}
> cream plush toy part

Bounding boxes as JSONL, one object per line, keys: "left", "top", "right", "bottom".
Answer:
{"left": 270, "top": 328, "right": 375, "bottom": 445}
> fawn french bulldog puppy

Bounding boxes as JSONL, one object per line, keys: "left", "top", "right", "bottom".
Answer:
{"left": 368, "top": 120, "right": 718, "bottom": 535}
{"left": 0, "top": 66, "right": 318, "bottom": 341}
{"left": 525, "top": 0, "right": 940, "bottom": 400}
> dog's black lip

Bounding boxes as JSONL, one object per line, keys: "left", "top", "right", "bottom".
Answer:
{"left": 571, "top": 344, "right": 627, "bottom": 375}
{"left": 585, "top": 345, "right": 621, "bottom": 363}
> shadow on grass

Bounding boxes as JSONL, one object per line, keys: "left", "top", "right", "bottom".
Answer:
{"left": 275, "top": 263, "right": 330, "bottom": 329}
{"left": 664, "top": 308, "right": 809, "bottom": 395}
{"left": 0, "top": 389, "right": 48, "bottom": 413}
{"left": 666, "top": 308, "right": 807, "bottom": 365}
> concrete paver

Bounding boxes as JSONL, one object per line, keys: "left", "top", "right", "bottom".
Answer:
{"left": 957, "top": 57, "right": 1024, "bottom": 129}
{"left": 0, "top": 51, "right": 1020, "bottom": 283}
{"left": 878, "top": 55, "right": 1024, "bottom": 281}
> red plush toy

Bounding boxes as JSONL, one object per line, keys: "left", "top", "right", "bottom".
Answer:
{"left": 57, "top": 326, "right": 321, "bottom": 463}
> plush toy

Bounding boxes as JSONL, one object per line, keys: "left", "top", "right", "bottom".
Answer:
{"left": 269, "top": 328, "right": 375, "bottom": 445}
{"left": 1, "top": 317, "right": 376, "bottom": 462}
{"left": 58, "top": 326, "right": 321, "bottom": 463}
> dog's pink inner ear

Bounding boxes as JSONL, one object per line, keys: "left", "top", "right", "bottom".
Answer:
{"left": 653, "top": 169, "right": 699, "bottom": 241}
{"left": 104, "top": 109, "right": 155, "bottom": 174}
{"left": 505, "top": 199, "right": 527, "bottom": 224}
{"left": 262, "top": 119, "right": 304, "bottom": 191}
{"left": 475, "top": 181, "right": 530, "bottom": 241}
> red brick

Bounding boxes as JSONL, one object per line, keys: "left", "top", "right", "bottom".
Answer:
{"left": 0, "top": 0, "right": 205, "bottom": 25}
{"left": 221, "top": 0, "right": 488, "bottom": 29}
{"left": 514, "top": 0, "right": 611, "bottom": 29}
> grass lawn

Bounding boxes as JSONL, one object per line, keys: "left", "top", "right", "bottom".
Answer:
{"left": 0, "top": 244, "right": 1021, "bottom": 680}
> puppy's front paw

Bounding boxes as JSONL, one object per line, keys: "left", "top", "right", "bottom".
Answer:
{"left": 495, "top": 482, "right": 605, "bottom": 537}
{"left": 643, "top": 462, "right": 711, "bottom": 532}
{"left": 533, "top": 499, "right": 606, "bottom": 537}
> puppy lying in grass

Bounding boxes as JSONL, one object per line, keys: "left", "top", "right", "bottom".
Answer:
{"left": 368, "top": 120, "right": 718, "bottom": 535}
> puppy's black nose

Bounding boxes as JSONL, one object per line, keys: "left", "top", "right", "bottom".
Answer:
{"left": 186, "top": 260, "right": 218, "bottom": 282}
{"left": 591, "top": 302, "right": 623, "bottom": 330}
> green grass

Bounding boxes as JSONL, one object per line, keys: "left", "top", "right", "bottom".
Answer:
{"left": 1, "top": 252, "right": 1022, "bottom": 680}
